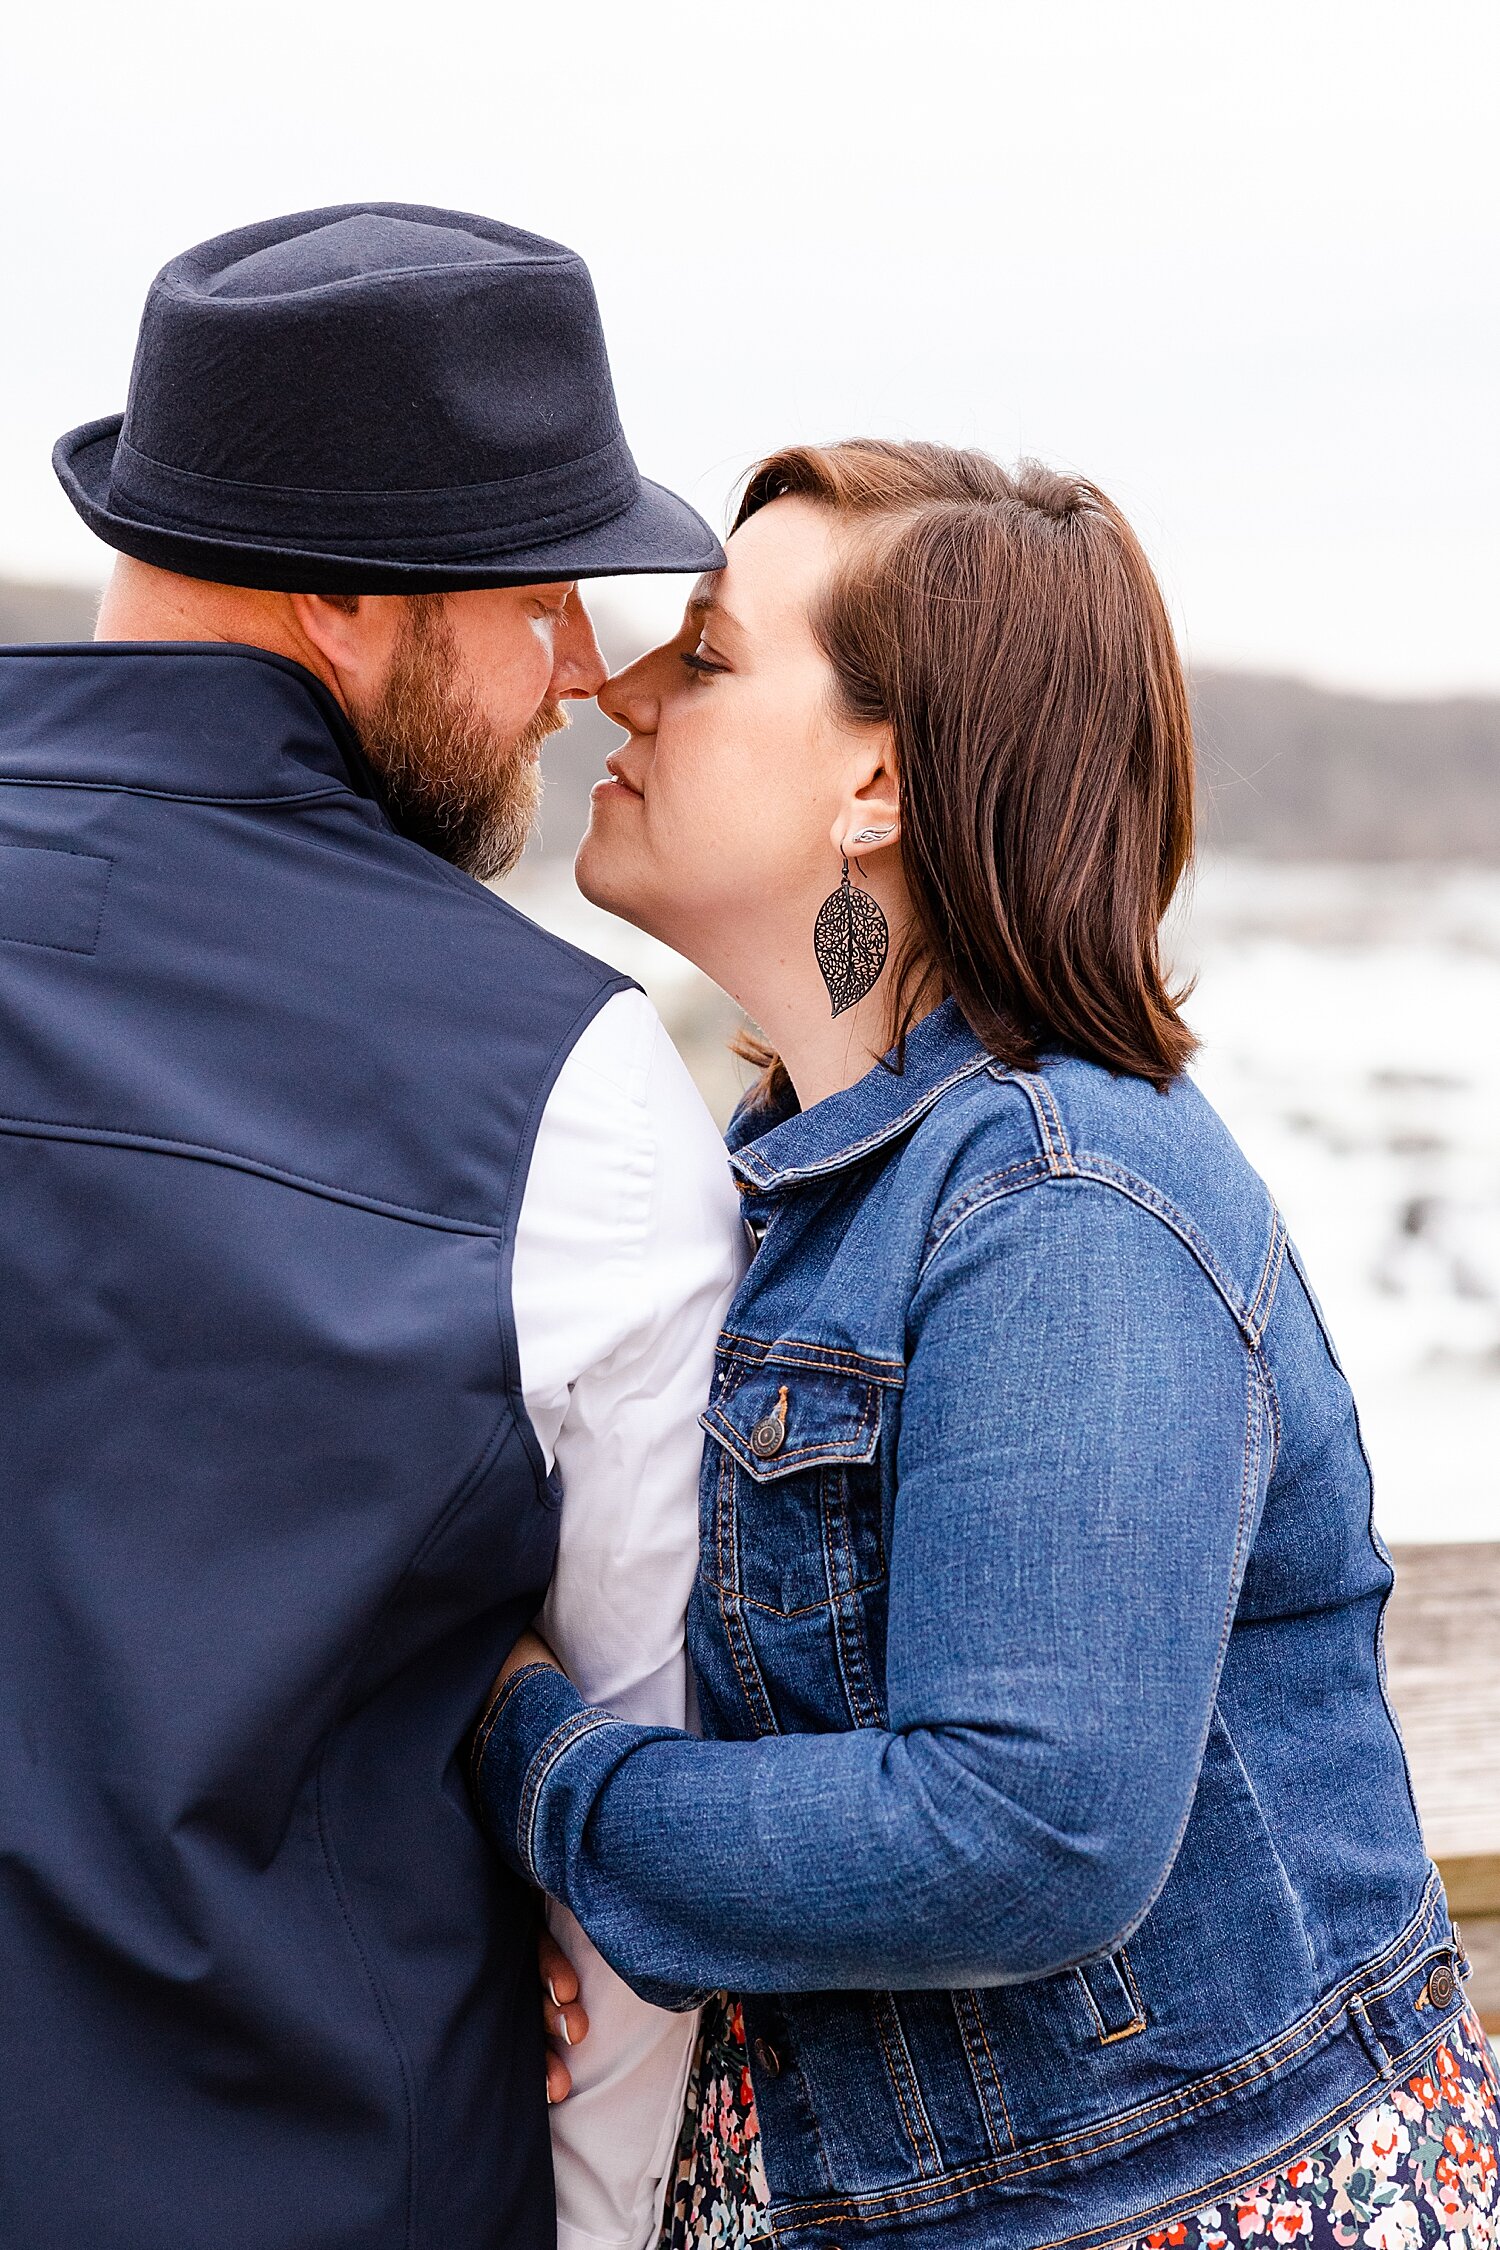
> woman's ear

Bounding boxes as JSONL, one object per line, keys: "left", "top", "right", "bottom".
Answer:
{"left": 831, "top": 730, "right": 901, "bottom": 864}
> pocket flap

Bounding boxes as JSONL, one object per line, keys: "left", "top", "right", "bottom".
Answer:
{"left": 702, "top": 1359, "right": 884, "bottom": 1482}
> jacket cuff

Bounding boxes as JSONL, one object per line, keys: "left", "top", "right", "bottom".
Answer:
{"left": 471, "top": 1664, "right": 627, "bottom": 1889}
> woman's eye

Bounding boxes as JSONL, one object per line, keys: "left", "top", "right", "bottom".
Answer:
{"left": 680, "top": 648, "right": 729, "bottom": 677}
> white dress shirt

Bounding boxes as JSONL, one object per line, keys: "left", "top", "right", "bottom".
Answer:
{"left": 513, "top": 985, "right": 745, "bottom": 2250}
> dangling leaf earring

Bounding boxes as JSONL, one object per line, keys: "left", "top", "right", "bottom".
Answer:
{"left": 814, "top": 845, "right": 891, "bottom": 1017}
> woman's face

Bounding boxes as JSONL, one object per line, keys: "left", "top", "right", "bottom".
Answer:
{"left": 579, "top": 498, "right": 888, "bottom": 987}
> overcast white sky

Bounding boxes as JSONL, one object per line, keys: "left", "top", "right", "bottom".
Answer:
{"left": 3, "top": 0, "right": 1496, "bottom": 692}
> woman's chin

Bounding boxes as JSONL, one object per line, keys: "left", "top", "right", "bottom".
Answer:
{"left": 574, "top": 822, "right": 651, "bottom": 931}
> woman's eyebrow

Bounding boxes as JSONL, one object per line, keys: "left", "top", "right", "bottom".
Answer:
{"left": 686, "top": 587, "right": 746, "bottom": 640}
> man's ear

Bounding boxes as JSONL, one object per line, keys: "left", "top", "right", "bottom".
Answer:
{"left": 291, "top": 593, "right": 415, "bottom": 716}
{"left": 289, "top": 592, "right": 379, "bottom": 683}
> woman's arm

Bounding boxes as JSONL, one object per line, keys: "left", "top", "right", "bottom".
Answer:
{"left": 473, "top": 1177, "right": 1262, "bottom": 2006}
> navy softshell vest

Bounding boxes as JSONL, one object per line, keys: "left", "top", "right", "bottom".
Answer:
{"left": 0, "top": 646, "right": 630, "bottom": 2249}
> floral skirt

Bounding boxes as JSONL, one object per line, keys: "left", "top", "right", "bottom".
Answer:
{"left": 658, "top": 1998, "right": 1498, "bottom": 2249}
{"left": 658, "top": 1995, "right": 773, "bottom": 2248}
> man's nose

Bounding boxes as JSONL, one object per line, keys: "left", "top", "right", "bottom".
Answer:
{"left": 552, "top": 598, "right": 609, "bottom": 701}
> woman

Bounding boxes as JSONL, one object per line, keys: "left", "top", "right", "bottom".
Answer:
{"left": 476, "top": 442, "right": 1495, "bottom": 2250}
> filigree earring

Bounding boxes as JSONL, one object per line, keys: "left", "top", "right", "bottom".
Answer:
{"left": 814, "top": 847, "right": 890, "bottom": 1017}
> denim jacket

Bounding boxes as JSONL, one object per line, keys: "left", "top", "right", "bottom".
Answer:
{"left": 474, "top": 1001, "right": 1460, "bottom": 2250}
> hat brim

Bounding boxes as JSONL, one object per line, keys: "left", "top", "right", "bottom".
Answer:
{"left": 54, "top": 417, "right": 726, "bottom": 593}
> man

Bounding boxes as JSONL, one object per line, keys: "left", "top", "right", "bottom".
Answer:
{"left": 0, "top": 205, "right": 741, "bottom": 2250}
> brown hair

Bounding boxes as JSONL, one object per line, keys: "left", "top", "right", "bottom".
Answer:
{"left": 734, "top": 440, "right": 1196, "bottom": 1095}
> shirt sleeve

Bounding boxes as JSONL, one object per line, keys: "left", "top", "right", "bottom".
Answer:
{"left": 511, "top": 987, "right": 744, "bottom": 2250}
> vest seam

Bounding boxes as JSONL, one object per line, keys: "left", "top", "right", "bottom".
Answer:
{"left": 0, "top": 773, "right": 356, "bottom": 807}
{"left": 489, "top": 973, "right": 635, "bottom": 1509}
{"left": 0, "top": 1112, "right": 512, "bottom": 1234}
{"left": 315, "top": 1767, "right": 421, "bottom": 2247}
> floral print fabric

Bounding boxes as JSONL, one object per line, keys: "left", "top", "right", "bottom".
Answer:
{"left": 659, "top": 2002, "right": 1497, "bottom": 2250}
{"left": 1116, "top": 2008, "right": 1498, "bottom": 2250}
{"left": 658, "top": 1994, "right": 772, "bottom": 2248}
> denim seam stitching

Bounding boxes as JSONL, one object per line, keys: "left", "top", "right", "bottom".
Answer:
{"left": 951, "top": 1988, "right": 1014, "bottom": 2156}
{"left": 714, "top": 1445, "right": 780, "bottom": 1736}
{"left": 775, "top": 1995, "right": 1473, "bottom": 2239}
{"left": 1016, "top": 1071, "right": 1077, "bottom": 1175}
{"left": 1075, "top": 1947, "right": 1148, "bottom": 2043}
{"left": 823, "top": 1471, "right": 883, "bottom": 1728}
{"left": 774, "top": 1882, "right": 1446, "bottom": 2225}
{"left": 470, "top": 1659, "right": 555, "bottom": 1783}
{"left": 517, "top": 1710, "right": 619, "bottom": 1876}
{"left": 1117, "top": 1945, "right": 1149, "bottom": 2032}
{"left": 918, "top": 1160, "right": 1262, "bottom": 1337}
{"left": 892, "top": 1995, "right": 944, "bottom": 2177}
{"left": 699, "top": 1575, "right": 887, "bottom": 1622}
{"left": 1258, "top": 1352, "right": 1283, "bottom": 1477}
{"left": 715, "top": 1330, "right": 906, "bottom": 1380}
{"left": 1245, "top": 1208, "right": 1289, "bottom": 1344}
{"left": 778, "top": 1997, "right": 1471, "bottom": 2241}
{"left": 872, "top": 1992, "right": 942, "bottom": 2176}
{"left": 920, "top": 1156, "right": 1055, "bottom": 1262}
{"left": 837, "top": 1478, "right": 886, "bottom": 1727}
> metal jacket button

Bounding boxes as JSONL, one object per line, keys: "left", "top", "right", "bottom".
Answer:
{"left": 749, "top": 1384, "right": 790, "bottom": 1460}
{"left": 752, "top": 2036, "right": 782, "bottom": 2076}
{"left": 1425, "top": 1961, "right": 1457, "bottom": 2010}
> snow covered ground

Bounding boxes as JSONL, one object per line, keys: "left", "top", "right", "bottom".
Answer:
{"left": 506, "top": 859, "right": 1500, "bottom": 1547}
{"left": 1172, "top": 860, "right": 1500, "bottom": 1546}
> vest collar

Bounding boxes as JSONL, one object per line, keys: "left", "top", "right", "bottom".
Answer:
{"left": 0, "top": 642, "right": 380, "bottom": 806}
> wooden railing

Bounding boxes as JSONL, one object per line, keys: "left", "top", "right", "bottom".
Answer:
{"left": 1385, "top": 1543, "right": 1500, "bottom": 2030}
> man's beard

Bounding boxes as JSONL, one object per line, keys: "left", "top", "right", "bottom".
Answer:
{"left": 347, "top": 596, "right": 566, "bottom": 881}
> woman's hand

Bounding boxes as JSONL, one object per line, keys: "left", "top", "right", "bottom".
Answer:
{"left": 539, "top": 1926, "right": 589, "bottom": 2103}
{"left": 478, "top": 1631, "right": 585, "bottom": 2099}
{"left": 490, "top": 1625, "right": 565, "bottom": 1705}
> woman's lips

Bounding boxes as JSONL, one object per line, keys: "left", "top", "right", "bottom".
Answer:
{"left": 597, "top": 754, "right": 644, "bottom": 798}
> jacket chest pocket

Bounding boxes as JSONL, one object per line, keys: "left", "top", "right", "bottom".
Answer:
{"left": 698, "top": 1355, "right": 893, "bottom": 1735}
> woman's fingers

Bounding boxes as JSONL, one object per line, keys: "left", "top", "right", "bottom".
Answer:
{"left": 546, "top": 1992, "right": 590, "bottom": 2050}
{"left": 539, "top": 1930, "right": 580, "bottom": 2008}
{"left": 538, "top": 1926, "right": 589, "bottom": 2096}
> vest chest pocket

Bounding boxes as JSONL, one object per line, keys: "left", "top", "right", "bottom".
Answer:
{"left": 700, "top": 1356, "right": 890, "bottom": 1624}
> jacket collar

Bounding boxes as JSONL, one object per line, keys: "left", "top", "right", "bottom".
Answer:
{"left": 728, "top": 998, "right": 992, "bottom": 1193}
{"left": 0, "top": 642, "right": 381, "bottom": 807}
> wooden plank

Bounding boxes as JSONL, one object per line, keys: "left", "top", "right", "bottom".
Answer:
{"left": 1384, "top": 1544, "right": 1500, "bottom": 2026}
{"left": 1440, "top": 1857, "right": 1500, "bottom": 1919}
{"left": 1384, "top": 1543, "right": 1500, "bottom": 1867}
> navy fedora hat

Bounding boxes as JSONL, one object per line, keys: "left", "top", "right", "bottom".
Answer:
{"left": 54, "top": 203, "right": 724, "bottom": 593}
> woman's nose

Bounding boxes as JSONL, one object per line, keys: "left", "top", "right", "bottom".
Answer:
{"left": 597, "top": 650, "right": 660, "bottom": 737}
